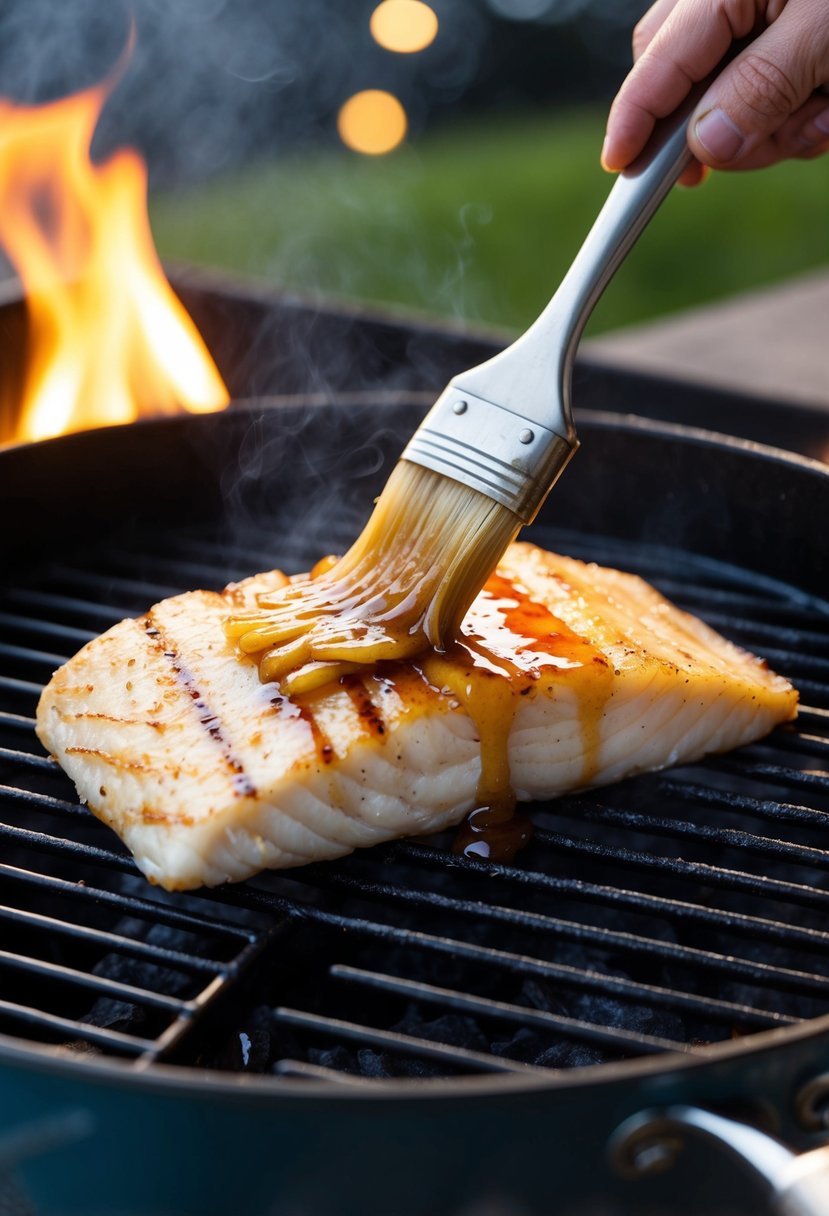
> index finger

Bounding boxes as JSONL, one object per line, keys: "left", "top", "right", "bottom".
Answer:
{"left": 602, "top": 0, "right": 758, "bottom": 171}
{"left": 631, "top": 0, "right": 683, "bottom": 61}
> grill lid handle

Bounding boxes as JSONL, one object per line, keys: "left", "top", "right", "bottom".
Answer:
{"left": 609, "top": 1104, "right": 829, "bottom": 1216}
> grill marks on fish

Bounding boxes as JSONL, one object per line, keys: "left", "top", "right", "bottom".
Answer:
{"left": 341, "top": 674, "right": 388, "bottom": 740}
{"left": 64, "top": 711, "right": 166, "bottom": 730}
{"left": 143, "top": 612, "right": 257, "bottom": 799}
{"left": 63, "top": 745, "right": 163, "bottom": 776}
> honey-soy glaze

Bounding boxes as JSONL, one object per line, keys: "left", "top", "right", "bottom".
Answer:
{"left": 278, "top": 570, "right": 613, "bottom": 864}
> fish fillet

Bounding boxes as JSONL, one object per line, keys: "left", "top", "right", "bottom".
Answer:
{"left": 36, "top": 543, "right": 797, "bottom": 890}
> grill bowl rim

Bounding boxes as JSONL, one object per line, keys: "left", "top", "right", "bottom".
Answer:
{"left": 1, "top": 1009, "right": 828, "bottom": 1103}
{"left": 2, "top": 392, "right": 829, "bottom": 477}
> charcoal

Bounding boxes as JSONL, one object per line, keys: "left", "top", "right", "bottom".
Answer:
{"left": 78, "top": 918, "right": 199, "bottom": 1037}
{"left": 308, "top": 1046, "right": 359, "bottom": 1075}
{"left": 356, "top": 1049, "right": 392, "bottom": 1078}
{"left": 392, "top": 1008, "right": 490, "bottom": 1053}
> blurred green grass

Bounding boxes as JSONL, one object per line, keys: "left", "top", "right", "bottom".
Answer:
{"left": 151, "top": 108, "right": 829, "bottom": 336}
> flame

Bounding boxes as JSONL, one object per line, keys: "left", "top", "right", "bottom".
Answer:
{"left": 337, "top": 90, "right": 408, "bottom": 156}
{"left": 0, "top": 80, "right": 229, "bottom": 444}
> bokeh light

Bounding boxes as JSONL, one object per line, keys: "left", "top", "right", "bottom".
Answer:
{"left": 337, "top": 89, "right": 408, "bottom": 155}
{"left": 370, "top": 0, "right": 439, "bottom": 53}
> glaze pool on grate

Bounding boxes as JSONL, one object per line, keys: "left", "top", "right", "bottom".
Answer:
{"left": 1, "top": 520, "right": 828, "bottom": 1081}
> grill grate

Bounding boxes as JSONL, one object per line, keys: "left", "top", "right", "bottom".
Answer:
{"left": 1, "top": 518, "right": 828, "bottom": 1082}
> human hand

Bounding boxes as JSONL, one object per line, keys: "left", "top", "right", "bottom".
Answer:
{"left": 602, "top": 0, "right": 829, "bottom": 186}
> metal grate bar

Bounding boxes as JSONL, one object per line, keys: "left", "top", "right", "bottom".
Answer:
{"left": 0, "top": 999, "right": 157, "bottom": 1055}
{"left": 732, "top": 647, "right": 829, "bottom": 680}
{"left": 45, "top": 565, "right": 182, "bottom": 601}
{"left": 0, "top": 612, "right": 95, "bottom": 646}
{"left": 394, "top": 840, "right": 829, "bottom": 955}
{"left": 522, "top": 827, "right": 829, "bottom": 913}
{"left": 144, "top": 925, "right": 291, "bottom": 1065}
{"left": 331, "top": 967, "right": 695, "bottom": 1056}
{"left": 0, "top": 711, "right": 34, "bottom": 731}
{"left": 1, "top": 904, "right": 282, "bottom": 1068}
{"left": 698, "top": 612, "right": 829, "bottom": 653}
{"left": 273, "top": 1006, "right": 550, "bottom": 1076}
{"left": 771, "top": 677, "right": 829, "bottom": 704}
{"left": 706, "top": 755, "right": 829, "bottom": 793}
{"left": 70, "top": 551, "right": 240, "bottom": 591}
{"left": 0, "top": 818, "right": 140, "bottom": 871}
{"left": 573, "top": 804, "right": 829, "bottom": 872}
{"left": 543, "top": 528, "right": 775, "bottom": 578}
{"left": 0, "top": 903, "right": 227, "bottom": 973}
{"left": 300, "top": 868, "right": 829, "bottom": 996}
{"left": 0, "top": 948, "right": 191, "bottom": 1012}
{"left": 769, "top": 731, "right": 829, "bottom": 760}
{"left": 544, "top": 531, "right": 817, "bottom": 601}
{"left": 149, "top": 535, "right": 288, "bottom": 572}
{"left": 655, "top": 778, "right": 829, "bottom": 830}
{"left": 272, "top": 1060, "right": 383, "bottom": 1084}
{"left": 0, "top": 861, "right": 255, "bottom": 942}
{"left": 776, "top": 683, "right": 827, "bottom": 708}
{"left": 0, "top": 644, "right": 68, "bottom": 669}
{"left": 219, "top": 893, "right": 794, "bottom": 1027}
{"left": 0, "top": 675, "right": 42, "bottom": 698}
{"left": 136, "top": 1014, "right": 200, "bottom": 1066}
{"left": 0, "top": 749, "right": 57, "bottom": 774}
{"left": 4, "top": 589, "right": 127, "bottom": 623}
{"left": 1, "top": 784, "right": 119, "bottom": 819}
{"left": 646, "top": 579, "right": 828, "bottom": 619}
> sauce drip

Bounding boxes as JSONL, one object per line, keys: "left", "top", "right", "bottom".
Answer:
{"left": 454, "top": 807, "right": 534, "bottom": 864}
{"left": 425, "top": 572, "right": 612, "bottom": 862}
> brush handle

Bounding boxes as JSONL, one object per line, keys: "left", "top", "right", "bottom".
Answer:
{"left": 462, "top": 95, "right": 695, "bottom": 417}
{"left": 404, "top": 86, "right": 706, "bottom": 523}
{"left": 529, "top": 106, "right": 695, "bottom": 407}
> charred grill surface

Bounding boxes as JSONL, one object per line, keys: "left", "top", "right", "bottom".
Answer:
{"left": 1, "top": 497, "right": 828, "bottom": 1081}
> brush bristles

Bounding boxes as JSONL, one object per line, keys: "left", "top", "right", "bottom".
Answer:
{"left": 389, "top": 464, "right": 522, "bottom": 644}
{"left": 225, "top": 460, "right": 522, "bottom": 685}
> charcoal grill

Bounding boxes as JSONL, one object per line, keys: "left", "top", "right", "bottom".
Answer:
{"left": 2, "top": 277, "right": 829, "bottom": 1216}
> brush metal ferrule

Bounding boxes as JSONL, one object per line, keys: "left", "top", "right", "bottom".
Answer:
{"left": 402, "top": 387, "right": 577, "bottom": 524}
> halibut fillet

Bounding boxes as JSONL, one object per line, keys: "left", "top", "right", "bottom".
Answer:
{"left": 36, "top": 543, "right": 797, "bottom": 890}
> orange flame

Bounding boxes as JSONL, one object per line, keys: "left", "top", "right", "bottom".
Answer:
{"left": 0, "top": 79, "right": 229, "bottom": 443}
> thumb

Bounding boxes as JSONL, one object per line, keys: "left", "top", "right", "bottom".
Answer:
{"left": 689, "top": 0, "right": 829, "bottom": 166}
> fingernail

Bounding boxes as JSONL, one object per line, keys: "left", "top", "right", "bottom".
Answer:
{"left": 600, "top": 135, "right": 612, "bottom": 171}
{"left": 813, "top": 106, "right": 829, "bottom": 136}
{"left": 694, "top": 108, "right": 745, "bottom": 163}
{"left": 796, "top": 105, "right": 829, "bottom": 147}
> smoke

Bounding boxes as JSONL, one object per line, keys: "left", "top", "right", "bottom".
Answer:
{"left": 0, "top": 0, "right": 343, "bottom": 182}
{"left": 0, "top": 0, "right": 494, "bottom": 187}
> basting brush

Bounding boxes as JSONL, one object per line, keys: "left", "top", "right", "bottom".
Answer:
{"left": 226, "top": 103, "right": 698, "bottom": 693}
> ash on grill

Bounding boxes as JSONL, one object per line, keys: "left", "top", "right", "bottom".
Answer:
{"left": 1, "top": 518, "right": 828, "bottom": 1082}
